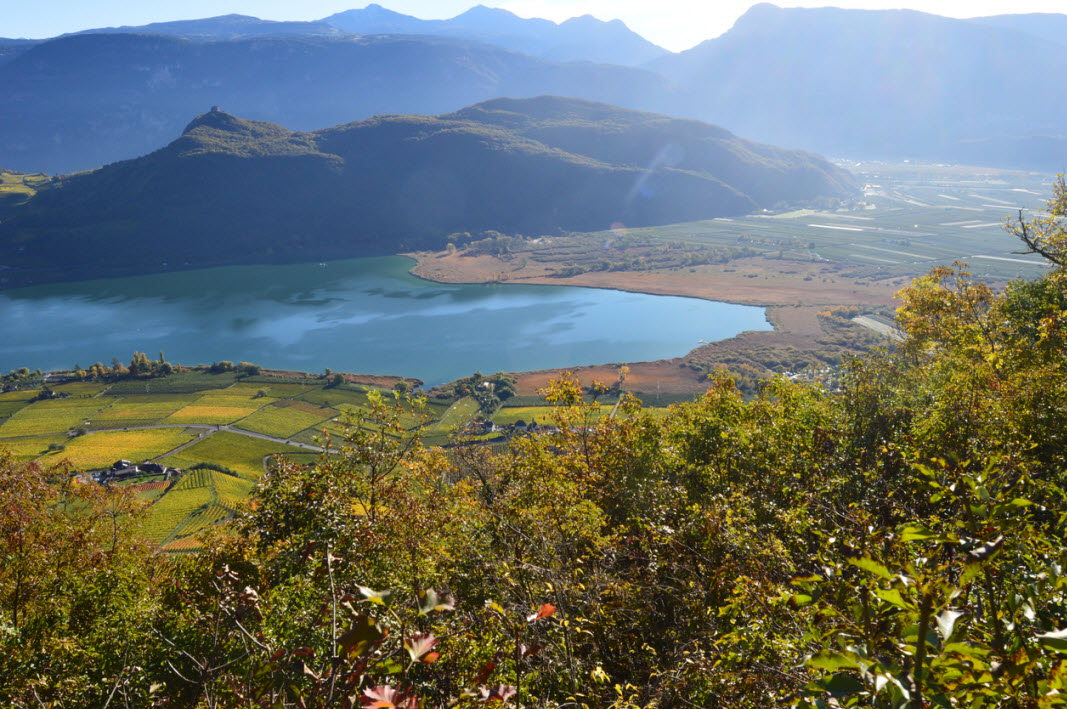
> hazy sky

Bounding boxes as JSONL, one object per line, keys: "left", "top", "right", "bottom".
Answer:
{"left": 2, "top": 1, "right": 1064, "bottom": 52}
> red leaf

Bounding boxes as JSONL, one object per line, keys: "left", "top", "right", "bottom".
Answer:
{"left": 473, "top": 661, "right": 497, "bottom": 684}
{"left": 527, "top": 603, "right": 556, "bottom": 622}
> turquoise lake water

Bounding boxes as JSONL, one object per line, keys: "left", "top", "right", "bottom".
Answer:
{"left": 0, "top": 257, "right": 771, "bottom": 385}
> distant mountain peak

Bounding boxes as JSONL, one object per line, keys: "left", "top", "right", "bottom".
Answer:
{"left": 451, "top": 5, "right": 528, "bottom": 28}
{"left": 360, "top": 4, "right": 407, "bottom": 18}
{"left": 182, "top": 108, "right": 251, "bottom": 136}
{"left": 463, "top": 5, "right": 507, "bottom": 15}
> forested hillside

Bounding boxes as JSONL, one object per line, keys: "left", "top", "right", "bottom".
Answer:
{"left": 0, "top": 97, "right": 855, "bottom": 286}
{"left": 1, "top": 180, "right": 1065, "bottom": 707}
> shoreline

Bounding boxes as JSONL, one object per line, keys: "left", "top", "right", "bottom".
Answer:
{"left": 404, "top": 250, "right": 899, "bottom": 310}
{"left": 404, "top": 249, "right": 900, "bottom": 396}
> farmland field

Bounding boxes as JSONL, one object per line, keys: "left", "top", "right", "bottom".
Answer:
{"left": 235, "top": 402, "right": 336, "bottom": 439}
{"left": 140, "top": 475, "right": 212, "bottom": 542}
{"left": 106, "top": 371, "right": 238, "bottom": 394}
{"left": 160, "top": 431, "right": 308, "bottom": 479}
{"left": 129, "top": 480, "right": 169, "bottom": 503}
{"left": 0, "top": 399, "right": 30, "bottom": 419}
{"left": 0, "top": 399, "right": 110, "bottom": 436}
{"left": 432, "top": 397, "right": 481, "bottom": 431}
{"left": 119, "top": 467, "right": 257, "bottom": 545}
{"left": 57, "top": 428, "right": 198, "bottom": 469}
{"left": 163, "top": 403, "right": 264, "bottom": 425}
{"left": 0, "top": 390, "right": 37, "bottom": 422}
{"left": 490, "top": 406, "right": 559, "bottom": 426}
{"left": 0, "top": 390, "right": 38, "bottom": 402}
{"left": 195, "top": 389, "right": 278, "bottom": 404}
{"left": 1, "top": 435, "right": 69, "bottom": 461}
{"left": 0, "top": 171, "right": 47, "bottom": 212}
{"left": 167, "top": 503, "right": 233, "bottom": 544}
{"left": 50, "top": 381, "right": 110, "bottom": 397}
{"left": 86, "top": 397, "right": 189, "bottom": 429}
{"left": 292, "top": 419, "right": 346, "bottom": 445}
{"left": 239, "top": 380, "right": 320, "bottom": 397}
{"left": 296, "top": 386, "right": 374, "bottom": 409}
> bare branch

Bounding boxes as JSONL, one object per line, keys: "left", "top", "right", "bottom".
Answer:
{"left": 1011, "top": 209, "right": 1065, "bottom": 265}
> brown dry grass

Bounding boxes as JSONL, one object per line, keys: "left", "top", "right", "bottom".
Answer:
{"left": 408, "top": 252, "right": 898, "bottom": 308}
{"left": 512, "top": 360, "right": 706, "bottom": 397}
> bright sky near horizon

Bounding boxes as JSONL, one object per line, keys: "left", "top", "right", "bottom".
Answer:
{"left": 2, "top": 1, "right": 1064, "bottom": 52}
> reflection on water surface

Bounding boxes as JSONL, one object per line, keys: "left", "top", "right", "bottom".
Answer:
{"left": 0, "top": 257, "right": 772, "bottom": 385}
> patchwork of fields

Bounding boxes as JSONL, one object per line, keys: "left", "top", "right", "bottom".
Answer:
{"left": 597, "top": 163, "right": 1054, "bottom": 284}
{"left": 0, "top": 370, "right": 501, "bottom": 552}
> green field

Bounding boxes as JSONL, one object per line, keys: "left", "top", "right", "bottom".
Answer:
{"left": 160, "top": 431, "right": 308, "bottom": 479}
{"left": 58, "top": 428, "right": 198, "bottom": 469}
{"left": 127, "top": 480, "right": 169, "bottom": 503}
{"left": 163, "top": 403, "right": 263, "bottom": 425}
{"left": 140, "top": 469, "right": 255, "bottom": 544}
{"left": 0, "top": 390, "right": 38, "bottom": 402}
{"left": 432, "top": 397, "right": 481, "bottom": 430}
{"left": 1, "top": 435, "right": 70, "bottom": 461}
{"left": 235, "top": 401, "right": 337, "bottom": 439}
{"left": 0, "top": 399, "right": 110, "bottom": 436}
{"left": 0, "top": 400, "right": 30, "bottom": 420}
{"left": 296, "top": 386, "right": 375, "bottom": 409}
{"left": 105, "top": 371, "right": 238, "bottom": 394}
{"left": 490, "top": 406, "right": 558, "bottom": 426}
{"left": 49, "top": 381, "right": 110, "bottom": 397}
{"left": 0, "top": 390, "right": 37, "bottom": 423}
{"left": 239, "top": 380, "right": 321, "bottom": 397}
{"left": 86, "top": 397, "right": 189, "bottom": 429}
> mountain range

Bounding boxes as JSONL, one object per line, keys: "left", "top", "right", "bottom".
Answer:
{"left": 0, "top": 32, "right": 674, "bottom": 175}
{"left": 0, "top": 97, "right": 856, "bottom": 286}
{"left": 5, "top": 5, "right": 665, "bottom": 66}
{"left": 322, "top": 4, "right": 667, "bottom": 65}
{"left": 1, "top": 3, "right": 1065, "bottom": 174}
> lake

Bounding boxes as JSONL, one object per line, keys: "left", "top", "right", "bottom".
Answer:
{"left": 0, "top": 257, "right": 771, "bottom": 386}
